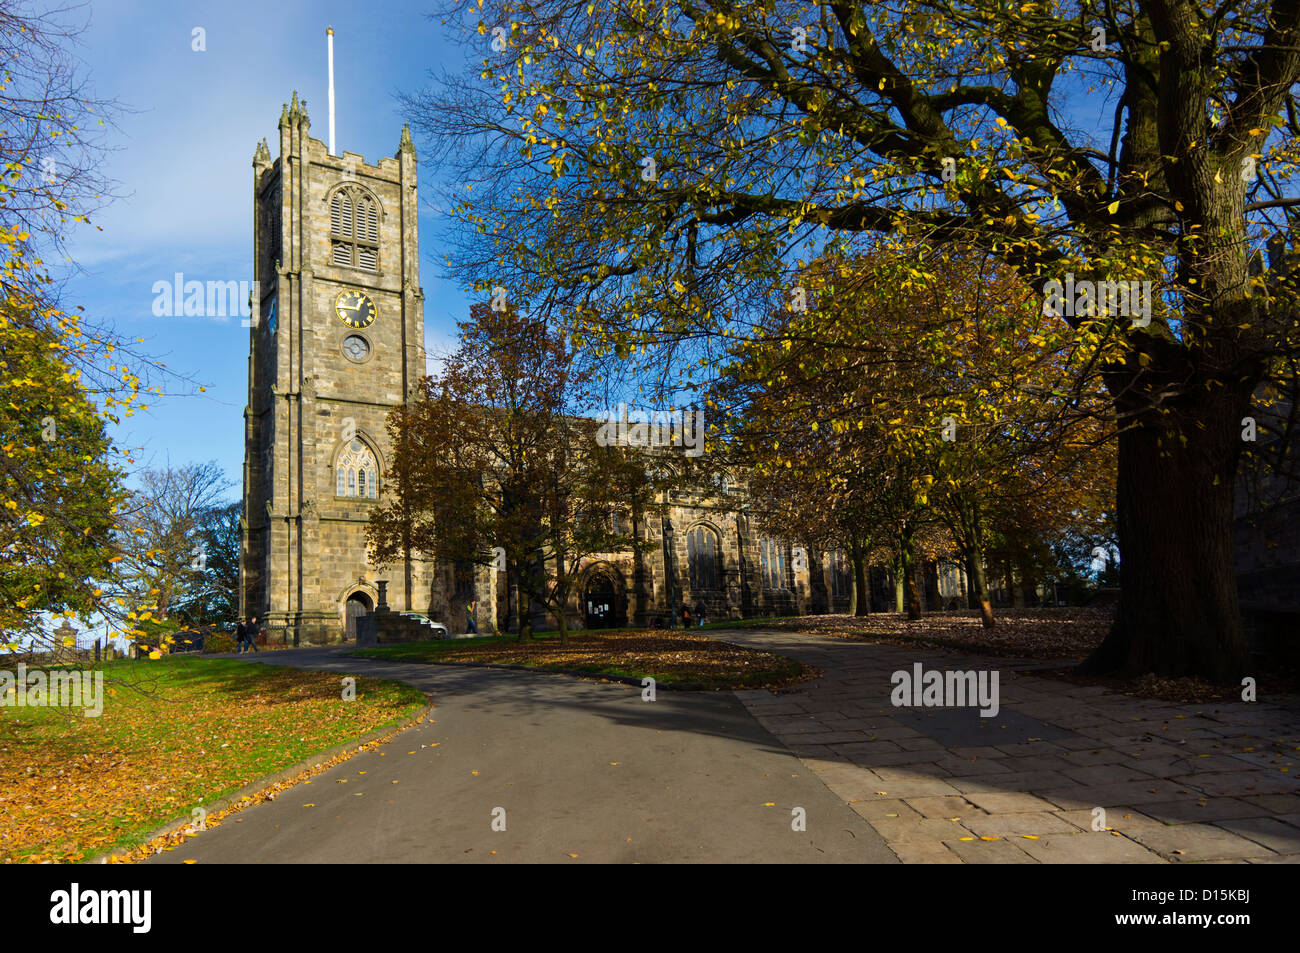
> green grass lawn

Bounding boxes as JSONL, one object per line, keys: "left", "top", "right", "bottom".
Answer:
{"left": 0, "top": 656, "right": 426, "bottom": 863}
{"left": 349, "top": 627, "right": 809, "bottom": 690}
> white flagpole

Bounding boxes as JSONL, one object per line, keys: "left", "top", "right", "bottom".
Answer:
{"left": 327, "top": 26, "right": 336, "bottom": 156}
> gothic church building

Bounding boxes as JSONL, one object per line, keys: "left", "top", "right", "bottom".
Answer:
{"left": 240, "top": 98, "right": 962, "bottom": 644}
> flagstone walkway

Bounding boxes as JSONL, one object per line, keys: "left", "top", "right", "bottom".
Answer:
{"left": 716, "top": 628, "right": 1300, "bottom": 863}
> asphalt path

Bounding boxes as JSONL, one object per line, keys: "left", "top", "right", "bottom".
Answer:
{"left": 149, "top": 648, "right": 896, "bottom": 864}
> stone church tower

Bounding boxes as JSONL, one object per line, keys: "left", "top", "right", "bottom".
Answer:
{"left": 240, "top": 93, "right": 427, "bottom": 644}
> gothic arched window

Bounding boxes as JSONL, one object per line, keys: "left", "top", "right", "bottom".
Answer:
{"left": 336, "top": 439, "right": 379, "bottom": 499}
{"left": 760, "top": 537, "right": 788, "bottom": 590}
{"left": 329, "top": 186, "right": 380, "bottom": 271}
{"left": 687, "top": 525, "right": 721, "bottom": 591}
{"left": 609, "top": 509, "right": 628, "bottom": 534}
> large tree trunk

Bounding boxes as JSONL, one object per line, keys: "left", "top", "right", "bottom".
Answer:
{"left": 552, "top": 556, "right": 569, "bottom": 646}
{"left": 503, "top": 557, "right": 517, "bottom": 634}
{"left": 1016, "top": 553, "right": 1038, "bottom": 608}
{"left": 850, "top": 539, "right": 869, "bottom": 616}
{"left": 1008, "top": 560, "right": 1024, "bottom": 610}
{"left": 555, "top": 596, "right": 568, "bottom": 646}
{"left": 892, "top": 552, "right": 905, "bottom": 613}
{"left": 515, "top": 571, "right": 533, "bottom": 641}
{"left": 901, "top": 540, "right": 922, "bottom": 621}
{"left": 1081, "top": 381, "right": 1251, "bottom": 681}
{"left": 954, "top": 498, "right": 996, "bottom": 628}
{"left": 968, "top": 556, "right": 996, "bottom": 628}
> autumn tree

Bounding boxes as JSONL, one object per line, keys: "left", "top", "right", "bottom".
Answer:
{"left": 738, "top": 449, "right": 877, "bottom": 616}
{"left": 413, "top": 0, "right": 1300, "bottom": 679}
{"left": 714, "top": 254, "right": 947, "bottom": 621}
{"left": 368, "top": 303, "right": 656, "bottom": 642}
{"left": 0, "top": 274, "right": 123, "bottom": 647}
{"left": 112, "top": 462, "right": 232, "bottom": 639}
{"left": 715, "top": 246, "right": 1112, "bottom": 625}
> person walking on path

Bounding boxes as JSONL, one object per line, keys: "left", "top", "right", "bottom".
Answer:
{"left": 680, "top": 605, "right": 692, "bottom": 628}
{"left": 235, "top": 618, "right": 248, "bottom": 653}
{"left": 242, "top": 616, "right": 261, "bottom": 653}
{"left": 696, "top": 602, "right": 707, "bottom": 627}
{"left": 465, "top": 600, "right": 479, "bottom": 635}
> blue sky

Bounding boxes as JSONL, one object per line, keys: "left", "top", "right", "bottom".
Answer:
{"left": 65, "top": 0, "right": 475, "bottom": 498}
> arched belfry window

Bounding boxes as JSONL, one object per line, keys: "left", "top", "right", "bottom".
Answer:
{"left": 687, "top": 524, "right": 721, "bottom": 591}
{"left": 329, "top": 186, "right": 380, "bottom": 271}
{"left": 336, "top": 439, "right": 379, "bottom": 499}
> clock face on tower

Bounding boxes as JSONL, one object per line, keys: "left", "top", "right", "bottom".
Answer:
{"left": 335, "top": 289, "right": 377, "bottom": 329}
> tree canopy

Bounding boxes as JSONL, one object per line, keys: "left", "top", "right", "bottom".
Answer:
{"left": 409, "top": 0, "right": 1300, "bottom": 679}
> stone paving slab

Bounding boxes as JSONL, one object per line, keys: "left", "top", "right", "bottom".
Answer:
{"left": 890, "top": 841, "right": 965, "bottom": 863}
{"left": 848, "top": 798, "right": 925, "bottom": 821}
{"left": 930, "top": 756, "right": 1016, "bottom": 776}
{"left": 1128, "top": 824, "right": 1280, "bottom": 862}
{"left": 962, "top": 812, "right": 1079, "bottom": 838}
{"left": 964, "top": 791, "right": 1059, "bottom": 813}
{"left": 1053, "top": 807, "right": 1166, "bottom": 832}
{"left": 903, "top": 795, "right": 987, "bottom": 819}
{"left": 1060, "top": 763, "right": 1156, "bottom": 785}
{"left": 946, "top": 770, "right": 1075, "bottom": 794}
{"left": 1140, "top": 797, "right": 1268, "bottom": 824}
{"left": 944, "top": 836, "right": 1038, "bottom": 863}
{"left": 716, "top": 626, "right": 1300, "bottom": 864}
{"left": 1214, "top": 816, "right": 1300, "bottom": 854}
{"left": 1016, "top": 831, "right": 1165, "bottom": 863}
{"left": 894, "top": 708, "right": 1077, "bottom": 747}
{"left": 849, "top": 778, "right": 964, "bottom": 799}
{"left": 869, "top": 817, "right": 971, "bottom": 843}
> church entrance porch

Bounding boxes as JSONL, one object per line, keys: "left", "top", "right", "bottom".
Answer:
{"left": 344, "top": 592, "right": 373, "bottom": 641}
{"left": 583, "top": 571, "right": 628, "bottom": 629}
{"left": 584, "top": 574, "right": 615, "bottom": 628}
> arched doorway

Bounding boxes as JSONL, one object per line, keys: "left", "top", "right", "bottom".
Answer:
{"left": 583, "top": 573, "right": 617, "bottom": 629}
{"left": 344, "top": 592, "right": 373, "bottom": 640}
